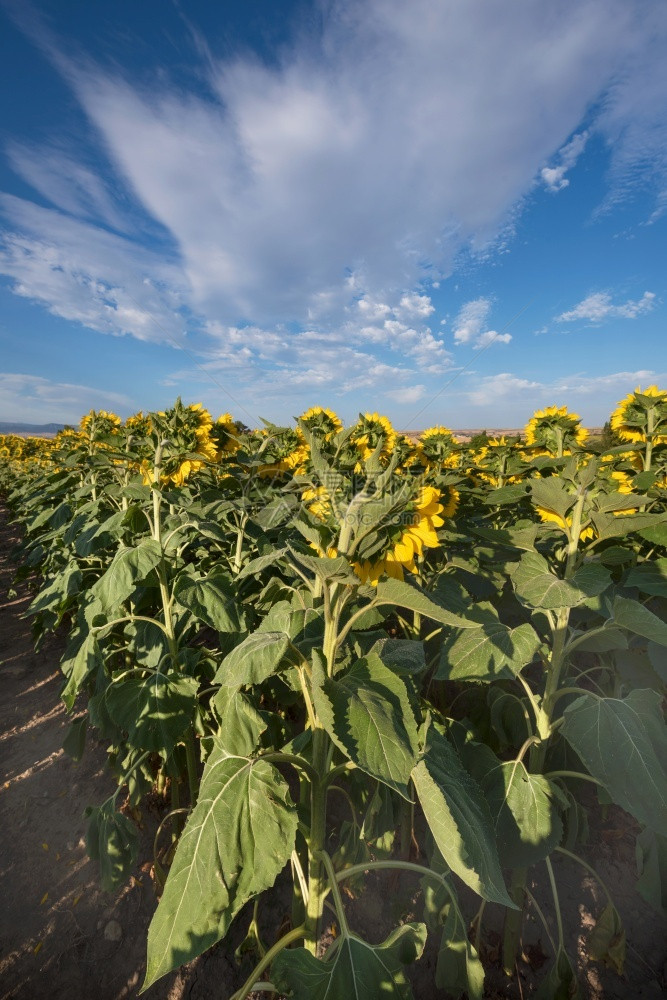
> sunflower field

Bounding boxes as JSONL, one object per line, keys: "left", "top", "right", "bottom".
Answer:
{"left": 1, "top": 387, "right": 666, "bottom": 999}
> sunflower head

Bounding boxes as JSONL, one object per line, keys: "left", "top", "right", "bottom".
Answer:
{"left": 417, "top": 425, "right": 459, "bottom": 468}
{"left": 298, "top": 406, "right": 343, "bottom": 442}
{"left": 79, "top": 409, "right": 122, "bottom": 442}
{"left": 353, "top": 483, "right": 451, "bottom": 585}
{"left": 610, "top": 385, "right": 667, "bottom": 445}
{"left": 210, "top": 413, "right": 242, "bottom": 459}
{"left": 350, "top": 412, "right": 397, "bottom": 465}
{"left": 146, "top": 399, "right": 218, "bottom": 485}
{"left": 524, "top": 406, "right": 588, "bottom": 455}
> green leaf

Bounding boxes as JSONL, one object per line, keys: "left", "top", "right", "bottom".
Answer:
{"left": 288, "top": 547, "right": 359, "bottom": 583}
{"left": 174, "top": 569, "right": 243, "bottom": 632}
{"left": 311, "top": 654, "right": 419, "bottom": 796}
{"left": 371, "top": 637, "right": 426, "bottom": 675}
{"left": 635, "top": 828, "right": 667, "bottom": 916}
{"left": 61, "top": 633, "right": 103, "bottom": 712}
{"left": 512, "top": 552, "right": 610, "bottom": 610}
{"left": 86, "top": 802, "right": 139, "bottom": 893}
{"left": 91, "top": 539, "right": 163, "bottom": 615}
{"left": 105, "top": 671, "right": 198, "bottom": 752}
{"left": 625, "top": 558, "right": 667, "bottom": 598}
{"left": 586, "top": 903, "right": 625, "bottom": 974}
{"left": 375, "top": 577, "right": 482, "bottom": 629}
{"left": 212, "top": 687, "right": 267, "bottom": 756}
{"left": 612, "top": 595, "right": 667, "bottom": 645}
{"left": 530, "top": 478, "right": 575, "bottom": 520}
{"left": 412, "top": 727, "right": 513, "bottom": 906}
{"left": 569, "top": 627, "right": 627, "bottom": 653}
{"left": 647, "top": 641, "right": 667, "bottom": 682}
{"left": 214, "top": 630, "right": 296, "bottom": 688}
{"left": 592, "top": 510, "right": 667, "bottom": 543}
{"left": 144, "top": 743, "right": 297, "bottom": 988}
{"left": 63, "top": 713, "right": 88, "bottom": 761}
{"left": 434, "top": 903, "right": 484, "bottom": 999}
{"left": 484, "top": 483, "right": 529, "bottom": 505}
{"left": 272, "top": 923, "right": 427, "bottom": 1000}
{"left": 639, "top": 522, "right": 667, "bottom": 548}
{"left": 236, "top": 547, "right": 288, "bottom": 580}
{"left": 561, "top": 690, "right": 667, "bottom": 835}
{"left": 438, "top": 622, "right": 541, "bottom": 682}
{"left": 536, "top": 948, "right": 580, "bottom": 1000}
{"left": 482, "top": 762, "right": 563, "bottom": 868}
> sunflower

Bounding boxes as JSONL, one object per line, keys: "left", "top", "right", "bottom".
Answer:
{"left": 302, "top": 485, "right": 332, "bottom": 521}
{"left": 210, "top": 413, "right": 242, "bottom": 460}
{"left": 354, "top": 485, "right": 451, "bottom": 584}
{"left": 610, "top": 385, "right": 667, "bottom": 444}
{"left": 417, "top": 425, "right": 459, "bottom": 469}
{"left": 142, "top": 401, "right": 218, "bottom": 486}
{"left": 524, "top": 406, "right": 588, "bottom": 456}
{"left": 79, "top": 409, "right": 122, "bottom": 442}
{"left": 472, "top": 436, "right": 523, "bottom": 487}
{"left": 298, "top": 406, "right": 343, "bottom": 440}
{"left": 351, "top": 412, "right": 397, "bottom": 465}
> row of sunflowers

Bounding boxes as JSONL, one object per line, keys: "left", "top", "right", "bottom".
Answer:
{"left": 0, "top": 385, "right": 666, "bottom": 999}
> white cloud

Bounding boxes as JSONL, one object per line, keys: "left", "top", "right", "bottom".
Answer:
{"left": 468, "top": 373, "right": 542, "bottom": 405}
{"left": 0, "top": 372, "right": 132, "bottom": 424}
{"left": 386, "top": 385, "right": 426, "bottom": 404}
{"left": 557, "top": 290, "right": 656, "bottom": 322}
{"left": 452, "top": 299, "right": 511, "bottom": 349}
{"left": 475, "top": 330, "right": 512, "bottom": 349}
{"left": 453, "top": 298, "right": 492, "bottom": 344}
{"left": 540, "top": 130, "right": 589, "bottom": 192}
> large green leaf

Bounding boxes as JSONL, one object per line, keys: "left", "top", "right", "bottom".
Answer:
{"left": 174, "top": 569, "right": 243, "bottom": 632}
{"left": 236, "top": 546, "right": 288, "bottom": 580}
{"left": 212, "top": 686, "right": 267, "bottom": 756}
{"left": 29, "top": 560, "right": 82, "bottom": 614}
{"left": 412, "top": 728, "right": 513, "bottom": 906}
{"left": 272, "top": 923, "right": 427, "bottom": 1000}
{"left": 438, "top": 622, "right": 541, "bottom": 682}
{"left": 561, "top": 690, "right": 667, "bottom": 835}
{"left": 213, "top": 630, "right": 295, "bottom": 688}
{"left": 144, "top": 743, "right": 297, "bottom": 988}
{"left": 85, "top": 802, "right": 139, "bottom": 893}
{"left": 61, "top": 632, "right": 103, "bottom": 711}
{"left": 592, "top": 510, "right": 667, "bottom": 543}
{"left": 105, "top": 671, "right": 198, "bottom": 752}
{"left": 612, "top": 595, "right": 667, "bottom": 645}
{"left": 512, "top": 552, "right": 610, "bottom": 610}
{"left": 482, "top": 761, "right": 563, "bottom": 868}
{"left": 530, "top": 478, "right": 575, "bottom": 520}
{"left": 625, "top": 558, "right": 667, "bottom": 598}
{"left": 375, "top": 577, "right": 482, "bottom": 629}
{"left": 91, "top": 539, "right": 162, "bottom": 615}
{"left": 434, "top": 903, "right": 484, "bottom": 999}
{"left": 311, "top": 654, "right": 419, "bottom": 796}
{"left": 371, "top": 637, "right": 426, "bottom": 675}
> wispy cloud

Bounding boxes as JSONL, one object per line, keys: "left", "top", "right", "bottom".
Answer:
{"left": 0, "top": 372, "right": 132, "bottom": 423}
{"left": 467, "top": 369, "right": 660, "bottom": 411}
{"left": 452, "top": 298, "right": 511, "bottom": 349}
{"left": 540, "top": 131, "right": 589, "bottom": 192}
{"left": 557, "top": 290, "right": 656, "bottom": 323}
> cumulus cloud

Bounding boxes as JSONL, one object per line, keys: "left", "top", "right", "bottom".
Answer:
{"left": 557, "top": 290, "right": 656, "bottom": 322}
{"left": 0, "top": 372, "right": 131, "bottom": 424}
{"left": 540, "top": 131, "right": 589, "bottom": 192}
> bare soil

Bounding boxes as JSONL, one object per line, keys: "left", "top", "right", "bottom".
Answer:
{"left": 0, "top": 504, "right": 664, "bottom": 999}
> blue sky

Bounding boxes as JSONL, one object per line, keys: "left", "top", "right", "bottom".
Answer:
{"left": 0, "top": 0, "right": 666, "bottom": 429}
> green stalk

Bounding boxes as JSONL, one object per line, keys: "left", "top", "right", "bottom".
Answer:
{"left": 644, "top": 404, "right": 656, "bottom": 472}
{"left": 502, "top": 491, "right": 585, "bottom": 974}
{"left": 229, "top": 925, "right": 306, "bottom": 1000}
{"left": 304, "top": 727, "right": 329, "bottom": 955}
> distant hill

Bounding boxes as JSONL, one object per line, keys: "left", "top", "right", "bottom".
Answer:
{"left": 0, "top": 422, "right": 66, "bottom": 436}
